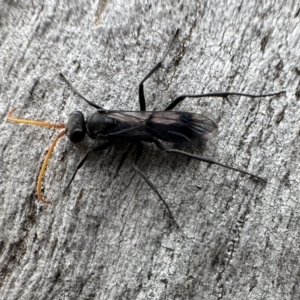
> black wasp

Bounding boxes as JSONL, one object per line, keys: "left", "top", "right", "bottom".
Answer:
{"left": 7, "top": 31, "right": 284, "bottom": 227}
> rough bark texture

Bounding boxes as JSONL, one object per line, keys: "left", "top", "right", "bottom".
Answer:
{"left": 0, "top": 1, "right": 299, "bottom": 299}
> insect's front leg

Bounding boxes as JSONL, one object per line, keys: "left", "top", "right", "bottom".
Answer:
{"left": 59, "top": 73, "right": 104, "bottom": 109}
{"left": 64, "top": 141, "right": 114, "bottom": 193}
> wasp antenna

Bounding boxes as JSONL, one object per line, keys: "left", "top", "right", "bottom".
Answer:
{"left": 7, "top": 108, "right": 66, "bottom": 204}
{"left": 36, "top": 130, "right": 66, "bottom": 204}
{"left": 7, "top": 108, "right": 65, "bottom": 129}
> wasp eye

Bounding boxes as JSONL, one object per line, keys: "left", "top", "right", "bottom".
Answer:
{"left": 66, "top": 111, "right": 86, "bottom": 143}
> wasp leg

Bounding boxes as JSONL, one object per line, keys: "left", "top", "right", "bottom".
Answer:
{"left": 164, "top": 91, "right": 285, "bottom": 111}
{"left": 64, "top": 141, "right": 114, "bottom": 193}
{"left": 114, "top": 144, "right": 133, "bottom": 177}
{"left": 59, "top": 73, "right": 103, "bottom": 110}
{"left": 133, "top": 141, "right": 179, "bottom": 229}
{"left": 139, "top": 29, "right": 179, "bottom": 111}
{"left": 153, "top": 139, "right": 267, "bottom": 183}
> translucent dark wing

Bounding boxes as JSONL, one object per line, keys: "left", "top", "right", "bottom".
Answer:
{"left": 106, "top": 111, "right": 217, "bottom": 143}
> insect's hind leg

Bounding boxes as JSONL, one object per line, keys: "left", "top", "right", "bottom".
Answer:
{"left": 133, "top": 141, "right": 179, "bottom": 229}
{"left": 153, "top": 139, "right": 267, "bottom": 183}
{"left": 138, "top": 29, "right": 179, "bottom": 111}
{"left": 59, "top": 73, "right": 103, "bottom": 110}
{"left": 164, "top": 91, "right": 285, "bottom": 111}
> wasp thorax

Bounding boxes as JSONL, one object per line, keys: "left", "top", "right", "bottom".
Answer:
{"left": 66, "top": 111, "right": 86, "bottom": 143}
{"left": 85, "top": 112, "right": 107, "bottom": 139}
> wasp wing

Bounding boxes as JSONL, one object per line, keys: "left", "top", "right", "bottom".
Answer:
{"left": 105, "top": 111, "right": 217, "bottom": 143}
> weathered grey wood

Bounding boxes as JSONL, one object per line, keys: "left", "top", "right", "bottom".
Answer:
{"left": 0, "top": 1, "right": 299, "bottom": 299}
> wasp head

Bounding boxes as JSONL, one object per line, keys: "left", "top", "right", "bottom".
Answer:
{"left": 66, "top": 111, "right": 86, "bottom": 143}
